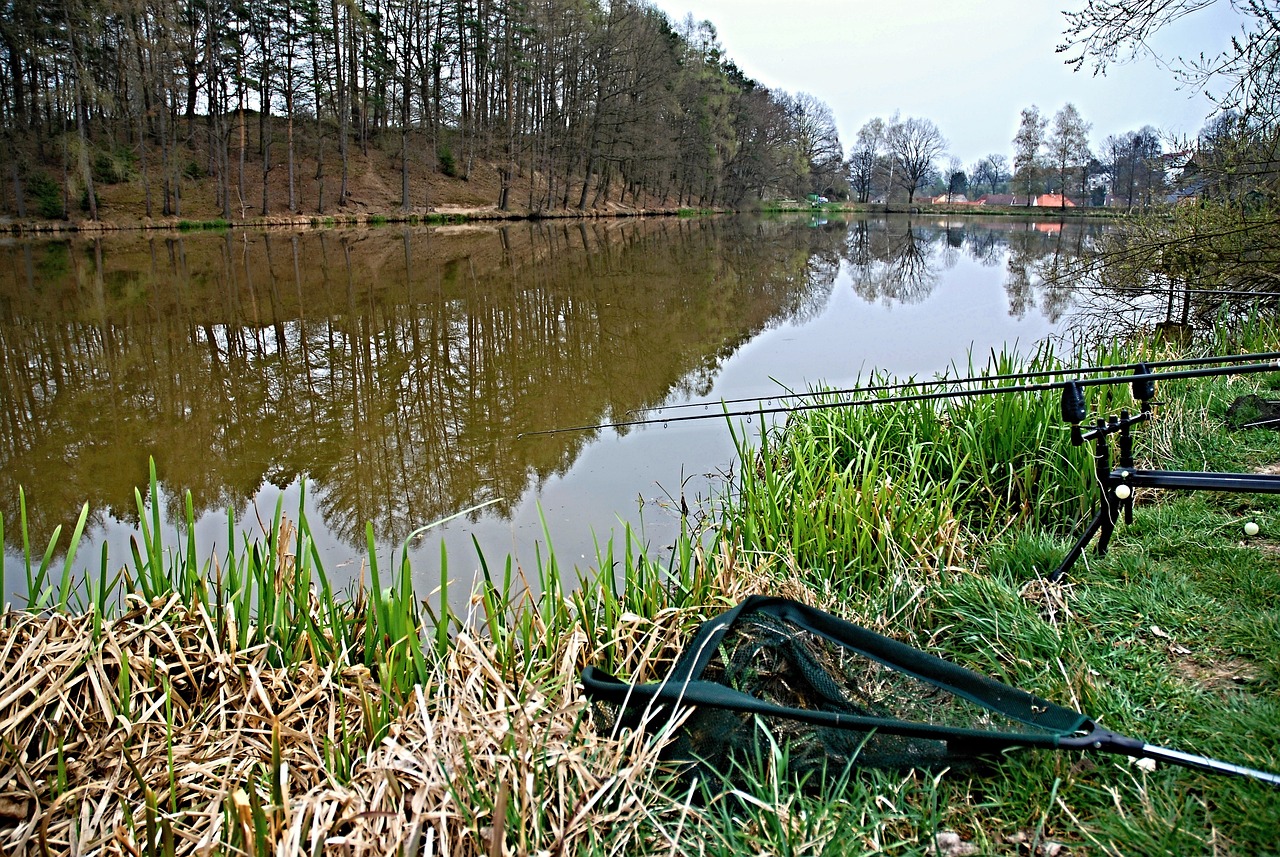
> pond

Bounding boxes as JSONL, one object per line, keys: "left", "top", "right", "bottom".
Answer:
{"left": 0, "top": 214, "right": 1110, "bottom": 603}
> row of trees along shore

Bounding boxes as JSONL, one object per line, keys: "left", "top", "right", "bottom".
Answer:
{"left": 0, "top": 0, "right": 1276, "bottom": 222}
{"left": 0, "top": 0, "right": 852, "bottom": 220}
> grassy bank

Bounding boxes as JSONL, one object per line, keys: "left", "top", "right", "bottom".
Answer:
{"left": 3, "top": 324, "right": 1279, "bottom": 854}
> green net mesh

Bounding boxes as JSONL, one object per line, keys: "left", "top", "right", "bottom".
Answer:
{"left": 587, "top": 597, "right": 1088, "bottom": 782}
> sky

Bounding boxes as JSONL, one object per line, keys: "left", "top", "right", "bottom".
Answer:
{"left": 647, "top": 0, "right": 1248, "bottom": 167}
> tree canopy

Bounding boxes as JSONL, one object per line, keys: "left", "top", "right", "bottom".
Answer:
{"left": 0, "top": 0, "right": 849, "bottom": 220}
{"left": 1059, "top": 0, "right": 1280, "bottom": 301}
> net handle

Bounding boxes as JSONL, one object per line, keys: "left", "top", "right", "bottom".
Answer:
{"left": 1058, "top": 727, "right": 1280, "bottom": 787}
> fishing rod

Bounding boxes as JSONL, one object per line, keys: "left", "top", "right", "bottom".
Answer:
{"left": 519, "top": 360, "right": 1280, "bottom": 438}
{"left": 1087, "top": 286, "right": 1280, "bottom": 299}
{"left": 621, "top": 351, "right": 1280, "bottom": 420}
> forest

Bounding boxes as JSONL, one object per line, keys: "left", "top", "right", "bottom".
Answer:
{"left": 0, "top": 0, "right": 1277, "bottom": 232}
{"left": 0, "top": 0, "right": 853, "bottom": 220}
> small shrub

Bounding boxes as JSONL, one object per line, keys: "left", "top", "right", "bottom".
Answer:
{"left": 79, "top": 186, "right": 101, "bottom": 212}
{"left": 93, "top": 147, "right": 136, "bottom": 184}
{"left": 28, "top": 172, "right": 64, "bottom": 219}
{"left": 437, "top": 148, "right": 457, "bottom": 178}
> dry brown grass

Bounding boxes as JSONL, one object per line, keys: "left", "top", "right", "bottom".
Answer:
{"left": 0, "top": 596, "right": 684, "bottom": 855}
{"left": 0, "top": 539, "right": 791, "bottom": 856}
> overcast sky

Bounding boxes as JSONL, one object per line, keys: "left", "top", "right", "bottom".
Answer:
{"left": 647, "top": 0, "right": 1248, "bottom": 167}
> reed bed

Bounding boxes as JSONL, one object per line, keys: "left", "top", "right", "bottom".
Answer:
{"left": 1, "top": 464, "right": 802, "bottom": 855}
{"left": 0, "top": 545, "right": 754, "bottom": 855}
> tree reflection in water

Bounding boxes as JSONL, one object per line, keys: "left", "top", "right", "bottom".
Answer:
{"left": 0, "top": 215, "right": 1105, "bottom": 571}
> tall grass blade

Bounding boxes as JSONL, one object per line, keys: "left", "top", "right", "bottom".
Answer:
{"left": 57, "top": 502, "right": 90, "bottom": 610}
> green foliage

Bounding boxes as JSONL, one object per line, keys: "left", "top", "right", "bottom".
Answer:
{"left": 437, "top": 147, "right": 458, "bottom": 178}
{"left": 178, "top": 218, "right": 230, "bottom": 230}
{"left": 79, "top": 186, "right": 100, "bottom": 213}
{"left": 36, "top": 242, "right": 70, "bottom": 279}
{"left": 92, "top": 146, "right": 136, "bottom": 184}
{"left": 27, "top": 172, "right": 64, "bottom": 219}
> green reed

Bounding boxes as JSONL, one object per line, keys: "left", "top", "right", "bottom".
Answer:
{"left": 4, "top": 452, "right": 716, "bottom": 721}
{"left": 722, "top": 344, "right": 1149, "bottom": 589}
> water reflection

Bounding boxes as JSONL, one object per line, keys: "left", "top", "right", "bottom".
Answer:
{"left": 841, "top": 217, "right": 1103, "bottom": 314}
{"left": 0, "top": 215, "right": 1103, "bottom": 576}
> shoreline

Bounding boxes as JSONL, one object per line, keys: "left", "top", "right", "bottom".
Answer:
{"left": 0, "top": 201, "right": 1134, "bottom": 236}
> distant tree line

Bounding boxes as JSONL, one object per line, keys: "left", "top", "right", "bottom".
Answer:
{"left": 2, "top": 0, "right": 1274, "bottom": 226}
{"left": 1058, "top": 0, "right": 1280, "bottom": 298}
{"left": 0, "top": 0, "right": 849, "bottom": 219}
{"left": 842, "top": 101, "right": 1194, "bottom": 211}
{"left": 845, "top": 0, "right": 1277, "bottom": 215}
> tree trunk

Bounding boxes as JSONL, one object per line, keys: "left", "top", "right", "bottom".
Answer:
{"left": 330, "top": 0, "right": 349, "bottom": 206}
{"left": 11, "top": 160, "right": 26, "bottom": 218}
{"left": 66, "top": 0, "right": 97, "bottom": 221}
{"left": 261, "top": 78, "right": 272, "bottom": 216}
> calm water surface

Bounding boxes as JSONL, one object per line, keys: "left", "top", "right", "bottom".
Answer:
{"left": 0, "top": 214, "right": 1107, "bottom": 602}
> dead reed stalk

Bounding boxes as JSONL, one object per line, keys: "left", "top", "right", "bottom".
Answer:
{"left": 0, "top": 593, "right": 702, "bottom": 855}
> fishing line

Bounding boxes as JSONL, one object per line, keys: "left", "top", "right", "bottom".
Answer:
{"left": 517, "top": 360, "right": 1280, "bottom": 438}
{"left": 619, "top": 351, "right": 1280, "bottom": 419}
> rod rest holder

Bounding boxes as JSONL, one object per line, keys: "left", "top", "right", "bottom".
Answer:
{"left": 1079, "top": 409, "right": 1150, "bottom": 443}
{"left": 1052, "top": 397, "right": 1280, "bottom": 582}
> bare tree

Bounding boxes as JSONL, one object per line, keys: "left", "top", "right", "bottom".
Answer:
{"left": 971, "top": 154, "right": 1009, "bottom": 195}
{"left": 886, "top": 116, "right": 947, "bottom": 204}
{"left": 845, "top": 119, "right": 882, "bottom": 202}
{"left": 944, "top": 156, "right": 965, "bottom": 202}
{"left": 1061, "top": 1, "right": 1278, "bottom": 129}
{"left": 788, "top": 92, "right": 845, "bottom": 198}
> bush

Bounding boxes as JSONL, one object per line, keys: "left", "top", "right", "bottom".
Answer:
{"left": 437, "top": 147, "right": 457, "bottom": 178}
{"left": 79, "top": 186, "right": 101, "bottom": 213}
{"left": 27, "top": 172, "right": 64, "bottom": 219}
{"left": 92, "top": 147, "right": 135, "bottom": 184}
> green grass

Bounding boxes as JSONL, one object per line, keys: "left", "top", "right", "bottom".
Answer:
{"left": 175, "top": 218, "right": 230, "bottom": 230}
{"left": 722, "top": 344, "right": 1099, "bottom": 592}
{"left": 694, "top": 322, "right": 1280, "bottom": 855}
{"left": 4, "top": 321, "right": 1280, "bottom": 854}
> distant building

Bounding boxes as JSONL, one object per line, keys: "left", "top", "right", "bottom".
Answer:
{"left": 975, "top": 193, "right": 1076, "bottom": 207}
{"left": 1031, "top": 194, "right": 1075, "bottom": 208}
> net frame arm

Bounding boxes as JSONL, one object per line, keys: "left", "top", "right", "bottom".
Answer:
{"left": 582, "top": 597, "right": 1280, "bottom": 787}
